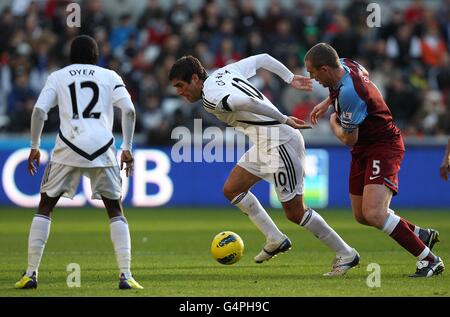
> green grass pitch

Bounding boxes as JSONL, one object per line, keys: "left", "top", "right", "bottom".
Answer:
{"left": 0, "top": 207, "right": 449, "bottom": 297}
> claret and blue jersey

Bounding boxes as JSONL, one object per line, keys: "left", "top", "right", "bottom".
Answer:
{"left": 330, "top": 58, "right": 402, "bottom": 148}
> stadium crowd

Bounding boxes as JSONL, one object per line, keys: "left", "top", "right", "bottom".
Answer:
{"left": 0, "top": 0, "right": 449, "bottom": 145}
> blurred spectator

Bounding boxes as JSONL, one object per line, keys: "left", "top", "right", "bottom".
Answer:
{"left": 213, "top": 38, "right": 241, "bottom": 68}
{"left": 415, "top": 90, "right": 448, "bottom": 135}
{"left": 0, "top": 0, "right": 448, "bottom": 141}
{"left": 80, "top": 0, "right": 111, "bottom": 37}
{"left": 421, "top": 22, "right": 447, "bottom": 68}
{"left": 137, "top": 0, "right": 164, "bottom": 30}
{"left": 386, "top": 24, "right": 422, "bottom": 69}
{"left": 140, "top": 93, "right": 172, "bottom": 145}
{"left": 198, "top": 0, "right": 221, "bottom": 39}
{"left": 110, "top": 13, "right": 137, "bottom": 53}
{"left": 166, "top": 0, "right": 191, "bottom": 34}
{"left": 436, "top": 54, "right": 450, "bottom": 103}
{"left": 0, "top": 7, "right": 15, "bottom": 54}
{"left": 344, "top": 0, "right": 369, "bottom": 29}
{"left": 385, "top": 73, "right": 421, "bottom": 131}
{"left": 267, "top": 19, "right": 298, "bottom": 65}
{"left": 235, "top": 0, "right": 260, "bottom": 37}
{"left": 261, "top": 0, "right": 286, "bottom": 35}
{"left": 330, "top": 14, "right": 361, "bottom": 59}
{"left": 210, "top": 18, "right": 242, "bottom": 55}
{"left": 7, "top": 69, "right": 36, "bottom": 132}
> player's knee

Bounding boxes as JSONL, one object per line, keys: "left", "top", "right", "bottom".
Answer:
{"left": 281, "top": 196, "right": 306, "bottom": 224}
{"left": 362, "top": 206, "right": 385, "bottom": 228}
{"left": 353, "top": 213, "right": 369, "bottom": 225}
{"left": 284, "top": 205, "right": 305, "bottom": 225}
{"left": 223, "top": 183, "right": 239, "bottom": 201}
{"left": 285, "top": 212, "right": 301, "bottom": 224}
{"left": 37, "top": 201, "right": 54, "bottom": 216}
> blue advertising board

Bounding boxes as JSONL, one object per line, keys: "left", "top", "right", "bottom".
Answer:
{"left": 0, "top": 140, "right": 448, "bottom": 208}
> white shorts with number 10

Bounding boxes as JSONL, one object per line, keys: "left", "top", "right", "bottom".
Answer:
{"left": 237, "top": 130, "right": 305, "bottom": 203}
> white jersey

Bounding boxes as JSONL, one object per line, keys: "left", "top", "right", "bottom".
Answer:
{"left": 35, "top": 64, "right": 130, "bottom": 167}
{"left": 202, "top": 56, "right": 298, "bottom": 150}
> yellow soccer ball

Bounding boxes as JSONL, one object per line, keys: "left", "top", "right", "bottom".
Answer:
{"left": 210, "top": 231, "right": 244, "bottom": 265}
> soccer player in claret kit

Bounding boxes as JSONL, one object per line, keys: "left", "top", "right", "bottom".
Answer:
{"left": 306, "top": 42, "right": 444, "bottom": 277}
{"left": 169, "top": 54, "right": 360, "bottom": 276}
{"left": 14, "top": 35, "right": 143, "bottom": 289}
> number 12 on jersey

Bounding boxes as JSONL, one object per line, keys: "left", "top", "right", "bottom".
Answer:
{"left": 68, "top": 81, "right": 100, "bottom": 119}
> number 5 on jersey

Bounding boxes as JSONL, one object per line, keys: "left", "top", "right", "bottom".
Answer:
{"left": 369, "top": 160, "right": 381, "bottom": 180}
{"left": 68, "top": 81, "right": 100, "bottom": 119}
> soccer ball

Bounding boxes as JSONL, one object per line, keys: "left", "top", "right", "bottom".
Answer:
{"left": 210, "top": 231, "right": 244, "bottom": 265}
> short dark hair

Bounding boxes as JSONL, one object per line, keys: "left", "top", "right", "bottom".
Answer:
{"left": 70, "top": 35, "right": 99, "bottom": 65}
{"left": 304, "top": 43, "right": 340, "bottom": 69}
{"left": 168, "top": 55, "right": 208, "bottom": 83}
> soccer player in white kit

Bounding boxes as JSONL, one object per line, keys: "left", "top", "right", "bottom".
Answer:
{"left": 14, "top": 35, "right": 143, "bottom": 289}
{"left": 169, "top": 54, "right": 360, "bottom": 276}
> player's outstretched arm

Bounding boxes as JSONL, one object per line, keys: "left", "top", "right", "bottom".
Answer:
{"left": 285, "top": 116, "right": 313, "bottom": 130}
{"left": 310, "top": 97, "right": 332, "bottom": 125}
{"left": 439, "top": 139, "right": 450, "bottom": 181}
{"left": 222, "top": 95, "right": 312, "bottom": 129}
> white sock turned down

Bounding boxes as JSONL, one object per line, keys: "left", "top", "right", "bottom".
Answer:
{"left": 232, "top": 191, "right": 284, "bottom": 243}
{"left": 301, "top": 208, "right": 354, "bottom": 258}
{"left": 27, "top": 214, "right": 51, "bottom": 277}
{"left": 110, "top": 216, "right": 132, "bottom": 279}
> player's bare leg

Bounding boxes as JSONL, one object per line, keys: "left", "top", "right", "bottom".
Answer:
{"left": 15, "top": 193, "right": 61, "bottom": 289}
{"left": 102, "top": 196, "right": 143, "bottom": 289}
{"left": 283, "top": 195, "right": 359, "bottom": 276}
{"left": 359, "top": 185, "right": 444, "bottom": 277}
{"left": 351, "top": 193, "right": 439, "bottom": 249}
{"left": 223, "top": 165, "right": 287, "bottom": 263}
{"left": 350, "top": 194, "right": 370, "bottom": 225}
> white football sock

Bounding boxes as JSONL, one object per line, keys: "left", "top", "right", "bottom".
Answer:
{"left": 27, "top": 214, "right": 51, "bottom": 277}
{"left": 110, "top": 216, "right": 132, "bottom": 279}
{"left": 382, "top": 212, "right": 401, "bottom": 235}
{"left": 232, "top": 192, "right": 284, "bottom": 243}
{"left": 301, "top": 208, "right": 354, "bottom": 257}
{"left": 388, "top": 208, "right": 421, "bottom": 236}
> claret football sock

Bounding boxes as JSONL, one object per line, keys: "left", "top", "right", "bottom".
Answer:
{"left": 388, "top": 208, "right": 422, "bottom": 237}
{"left": 300, "top": 208, "right": 354, "bottom": 257}
{"left": 388, "top": 209, "right": 440, "bottom": 250}
{"left": 231, "top": 191, "right": 284, "bottom": 243}
{"left": 27, "top": 214, "right": 51, "bottom": 277}
{"left": 382, "top": 213, "right": 429, "bottom": 257}
{"left": 110, "top": 216, "right": 131, "bottom": 279}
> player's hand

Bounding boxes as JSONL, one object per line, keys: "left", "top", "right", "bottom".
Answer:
{"left": 27, "top": 149, "right": 40, "bottom": 176}
{"left": 439, "top": 159, "right": 450, "bottom": 181}
{"left": 121, "top": 150, "right": 134, "bottom": 177}
{"left": 290, "top": 75, "right": 313, "bottom": 91}
{"left": 310, "top": 98, "right": 332, "bottom": 125}
{"left": 285, "top": 116, "right": 312, "bottom": 130}
{"left": 329, "top": 112, "right": 340, "bottom": 126}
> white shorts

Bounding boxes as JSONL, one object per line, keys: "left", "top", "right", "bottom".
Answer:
{"left": 40, "top": 162, "right": 122, "bottom": 200}
{"left": 238, "top": 131, "right": 305, "bottom": 202}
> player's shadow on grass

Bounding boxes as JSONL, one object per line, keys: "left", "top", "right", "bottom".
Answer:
{"left": 135, "top": 271, "right": 366, "bottom": 282}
